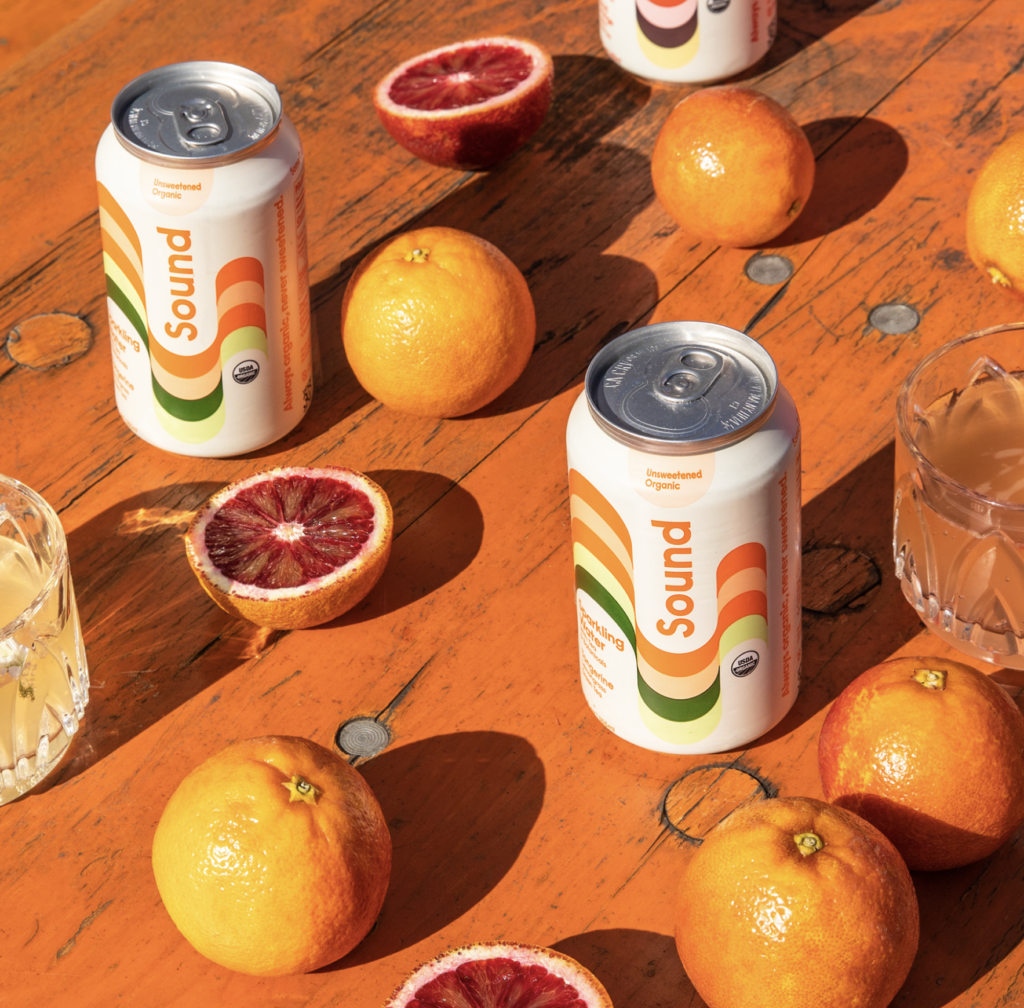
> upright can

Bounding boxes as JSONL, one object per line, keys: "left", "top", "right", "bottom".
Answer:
{"left": 566, "top": 322, "right": 800, "bottom": 754}
{"left": 95, "top": 62, "right": 312, "bottom": 457}
{"left": 600, "top": 0, "right": 776, "bottom": 84}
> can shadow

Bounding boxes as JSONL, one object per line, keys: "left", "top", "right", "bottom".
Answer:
{"left": 320, "top": 731, "right": 545, "bottom": 969}
{"left": 754, "top": 440, "right": 924, "bottom": 746}
{"left": 731, "top": 0, "right": 891, "bottom": 82}
{"left": 552, "top": 928, "right": 694, "bottom": 1008}
{"left": 761, "top": 117, "right": 909, "bottom": 247}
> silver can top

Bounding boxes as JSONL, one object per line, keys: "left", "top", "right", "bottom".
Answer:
{"left": 111, "top": 62, "right": 282, "bottom": 168}
{"left": 585, "top": 321, "right": 779, "bottom": 455}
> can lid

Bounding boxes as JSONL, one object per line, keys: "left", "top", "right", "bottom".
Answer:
{"left": 584, "top": 321, "right": 778, "bottom": 455}
{"left": 111, "top": 62, "right": 282, "bottom": 168}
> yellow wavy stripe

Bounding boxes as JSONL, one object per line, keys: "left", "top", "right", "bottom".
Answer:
{"left": 573, "top": 542, "right": 635, "bottom": 626}
{"left": 103, "top": 253, "right": 147, "bottom": 327}
{"left": 155, "top": 396, "right": 226, "bottom": 444}
{"left": 570, "top": 496, "right": 633, "bottom": 581}
{"left": 639, "top": 690, "right": 721, "bottom": 745}
{"left": 637, "top": 23, "right": 700, "bottom": 69}
{"left": 220, "top": 325, "right": 268, "bottom": 366}
{"left": 98, "top": 207, "right": 144, "bottom": 285}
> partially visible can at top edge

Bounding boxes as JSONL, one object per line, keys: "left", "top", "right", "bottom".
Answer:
{"left": 566, "top": 321, "right": 800, "bottom": 755}
{"left": 599, "top": 0, "right": 777, "bottom": 84}
{"left": 96, "top": 61, "right": 312, "bottom": 457}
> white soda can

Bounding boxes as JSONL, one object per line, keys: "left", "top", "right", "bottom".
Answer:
{"left": 600, "top": 0, "right": 776, "bottom": 84}
{"left": 95, "top": 62, "right": 312, "bottom": 457}
{"left": 566, "top": 322, "right": 800, "bottom": 754}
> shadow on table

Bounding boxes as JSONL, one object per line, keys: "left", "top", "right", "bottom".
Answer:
{"left": 36, "top": 482, "right": 273, "bottom": 790}
{"left": 554, "top": 928, "right": 696, "bottom": 1008}
{"left": 316, "top": 469, "right": 484, "bottom": 627}
{"left": 764, "top": 117, "right": 908, "bottom": 247}
{"left": 324, "top": 731, "right": 545, "bottom": 969}
{"left": 754, "top": 440, "right": 924, "bottom": 745}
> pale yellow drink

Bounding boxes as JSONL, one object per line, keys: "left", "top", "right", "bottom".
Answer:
{"left": 0, "top": 484, "right": 89, "bottom": 802}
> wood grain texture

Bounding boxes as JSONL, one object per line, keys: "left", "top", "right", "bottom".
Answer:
{"left": 1, "top": 0, "right": 1024, "bottom": 1005}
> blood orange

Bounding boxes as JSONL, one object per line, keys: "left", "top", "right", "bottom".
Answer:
{"left": 374, "top": 37, "right": 554, "bottom": 170}
{"left": 184, "top": 466, "right": 392, "bottom": 630}
{"left": 385, "top": 943, "right": 613, "bottom": 1008}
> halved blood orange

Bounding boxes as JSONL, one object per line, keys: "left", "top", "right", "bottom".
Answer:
{"left": 185, "top": 466, "right": 392, "bottom": 630}
{"left": 384, "top": 942, "right": 613, "bottom": 1008}
{"left": 374, "top": 37, "right": 554, "bottom": 170}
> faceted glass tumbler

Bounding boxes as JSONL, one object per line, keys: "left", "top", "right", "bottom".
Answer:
{"left": 0, "top": 476, "right": 89, "bottom": 803}
{"left": 894, "top": 323, "right": 1024, "bottom": 669}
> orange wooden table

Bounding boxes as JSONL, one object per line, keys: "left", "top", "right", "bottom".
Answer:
{"left": 2, "top": 0, "right": 1024, "bottom": 1005}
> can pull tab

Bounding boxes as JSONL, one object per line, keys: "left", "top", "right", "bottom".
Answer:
{"left": 656, "top": 348, "right": 725, "bottom": 403}
{"left": 175, "top": 97, "right": 230, "bottom": 146}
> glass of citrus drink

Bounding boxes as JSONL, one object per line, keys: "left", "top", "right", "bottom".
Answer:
{"left": 895, "top": 322, "right": 1024, "bottom": 669}
{"left": 0, "top": 475, "right": 88, "bottom": 802}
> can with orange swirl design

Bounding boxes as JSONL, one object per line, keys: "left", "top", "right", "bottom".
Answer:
{"left": 566, "top": 322, "right": 800, "bottom": 754}
{"left": 96, "top": 62, "right": 312, "bottom": 457}
{"left": 599, "top": 0, "right": 776, "bottom": 84}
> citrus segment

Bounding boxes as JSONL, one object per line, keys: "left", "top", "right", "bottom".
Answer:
{"left": 185, "top": 465, "right": 392, "bottom": 629}
{"left": 675, "top": 796, "right": 918, "bottom": 1008}
{"left": 342, "top": 226, "right": 535, "bottom": 417}
{"left": 374, "top": 37, "right": 554, "bottom": 169}
{"left": 651, "top": 86, "right": 815, "bottom": 247}
{"left": 385, "top": 942, "right": 613, "bottom": 1008}
{"left": 152, "top": 736, "right": 392, "bottom": 976}
{"left": 818, "top": 655, "right": 1024, "bottom": 870}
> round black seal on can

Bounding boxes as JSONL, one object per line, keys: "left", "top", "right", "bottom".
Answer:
{"left": 708, "top": 0, "right": 730, "bottom": 10}
{"left": 232, "top": 359, "right": 260, "bottom": 384}
{"left": 731, "top": 650, "right": 759, "bottom": 677}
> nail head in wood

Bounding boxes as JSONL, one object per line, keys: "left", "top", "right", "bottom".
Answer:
{"left": 336, "top": 717, "right": 390, "bottom": 758}
{"left": 745, "top": 254, "right": 794, "bottom": 285}
{"left": 6, "top": 313, "right": 92, "bottom": 370}
{"left": 868, "top": 302, "right": 919, "bottom": 334}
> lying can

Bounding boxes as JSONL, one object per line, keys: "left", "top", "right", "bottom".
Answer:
{"left": 95, "top": 62, "right": 312, "bottom": 457}
{"left": 599, "top": 0, "right": 777, "bottom": 84}
{"left": 566, "top": 321, "right": 800, "bottom": 754}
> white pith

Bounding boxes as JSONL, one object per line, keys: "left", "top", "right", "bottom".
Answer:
{"left": 384, "top": 941, "right": 610, "bottom": 1007}
{"left": 188, "top": 466, "right": 390, "bottom": 602}
{"left": 374, "top": 37, "right": 552, "bottom": 120}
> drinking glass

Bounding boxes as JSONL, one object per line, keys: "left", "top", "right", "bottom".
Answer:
{"left": 894, "top": 322, "right": 1024, "bottom": 669}
{"left": 0, "top": 475, "right": 89, "bottom": 802}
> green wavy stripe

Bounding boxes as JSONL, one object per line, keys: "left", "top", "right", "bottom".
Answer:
{"left": 572, "top": 543, "right": 635, "bottom": 626}
{"left": 575, "top": 565, "right": 636, "bottom": 651}
{"left": 154, "top": 396, "right": 226, "bottom": 443}
{"left": 640, "top": 692, "right": 721, "bottom": 744}
{"left": 105, "top": 274, "right": 149, "bottom": 352}
{"left": 638, "top": 668, "right": 720, "bottom": 723}
{"left": 220, "top": 324, "right": 268, "bottom": 366}
{"left": 152, "top": 372, "right": 223, "bottom": 421}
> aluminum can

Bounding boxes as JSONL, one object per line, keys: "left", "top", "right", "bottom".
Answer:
{"left": 95, "top": 62, "right": 312, "bottom": 457}
{"left": 599, "top": 0, "right": 776, "bottom": 84}
{"left": 566, "top": 321, "right": 800, "bottom": 754}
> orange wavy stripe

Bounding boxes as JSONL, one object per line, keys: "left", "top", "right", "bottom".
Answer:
{"left": 100, "top": 226, "right": 145, "bottom": 304}
{"left": 569, "top": 469, "right": 633, "bottom": 559}
{"left": 218, "top": 302, "right": 266, "bottom": 337}
{"left": 717, "top": 542, "right": 766, "bottom": 591}
{"left": 97, "top": 182, "right": 142, "bottom": 258}
{"left": 216, "top": 256, "right": 264, "bottom": 297}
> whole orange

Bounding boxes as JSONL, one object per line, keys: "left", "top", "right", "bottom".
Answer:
{"left": 152, "top": 735, "right": 391, "bottom": 976}
{"left": 651, "top": 86, "right": 815, "bottom": 247}
{"left": 341, "top": 226, "right": 535, "bottom": 417}
{"left": 966, "top": 129, "right": 1024, "bottom": 297}
{"left": 819, "top": 656, "right": 1024, "bottom": 871}
{"left": 675, "top": 796, "right": 918, "bottom": 1008}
